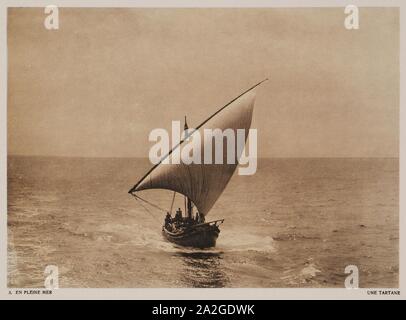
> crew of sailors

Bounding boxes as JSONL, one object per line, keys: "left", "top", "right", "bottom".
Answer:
{"left": 164, "top": 208, "right": 205, "bottom": 229}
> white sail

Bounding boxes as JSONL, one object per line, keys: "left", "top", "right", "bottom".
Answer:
{"left": 130, "top": 83, "right": 262, "bottom": 216}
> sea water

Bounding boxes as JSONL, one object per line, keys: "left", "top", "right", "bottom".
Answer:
{"left": 7, "top": 157, "right": 398, "bottom": 288}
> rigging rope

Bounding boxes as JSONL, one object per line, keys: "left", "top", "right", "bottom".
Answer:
{"left": 131, "top": 193, "right": 168, "bottom": 213}
{"left": 133, "top": 195, "right": 162, "bottom": 223}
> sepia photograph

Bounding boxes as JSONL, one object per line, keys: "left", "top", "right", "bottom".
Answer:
{"left": 6, "top": 5, "right": 399, "bottom": 291}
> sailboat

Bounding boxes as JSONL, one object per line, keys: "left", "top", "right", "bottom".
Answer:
{"left": 128, "top": 80, "right": 266, "bottom": 248}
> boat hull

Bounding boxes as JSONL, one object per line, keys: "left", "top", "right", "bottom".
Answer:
{"left": 162, "top": 223, "right": 220, "bottom": 248}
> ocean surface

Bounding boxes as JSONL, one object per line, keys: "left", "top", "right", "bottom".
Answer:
{"left": 7, "top": 156, "right": 398, "bottom": 288}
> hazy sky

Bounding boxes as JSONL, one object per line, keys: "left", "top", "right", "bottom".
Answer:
{"left": 8, "top": 8, "right": 399, "bottom": 157}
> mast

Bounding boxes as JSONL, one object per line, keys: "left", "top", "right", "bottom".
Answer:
{"left": 184, "top": 115, "right": 188, "bottom": 131}
{"left": 184, "top": 116, "right": 192, "bottom": 219}
{"left": 187, "top": 198, "right": 192, "bottom": 219}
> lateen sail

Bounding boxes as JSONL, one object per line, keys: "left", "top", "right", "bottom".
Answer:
{"left": 129, "top": 81, "right": 264, "bottom": 216}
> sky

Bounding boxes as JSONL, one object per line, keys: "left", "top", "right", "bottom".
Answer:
{"left": 7, "top": 7, "right": 399, "bottom": 158}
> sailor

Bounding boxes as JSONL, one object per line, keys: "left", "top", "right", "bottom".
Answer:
{"left": 175, "top": 208, "right": 182, "bottom": 222}
{"left": 199, "top": 212, "right": 205, "bottom": 223}
{"left": 165, "top": 212, "right": 172, "bottom": 226}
